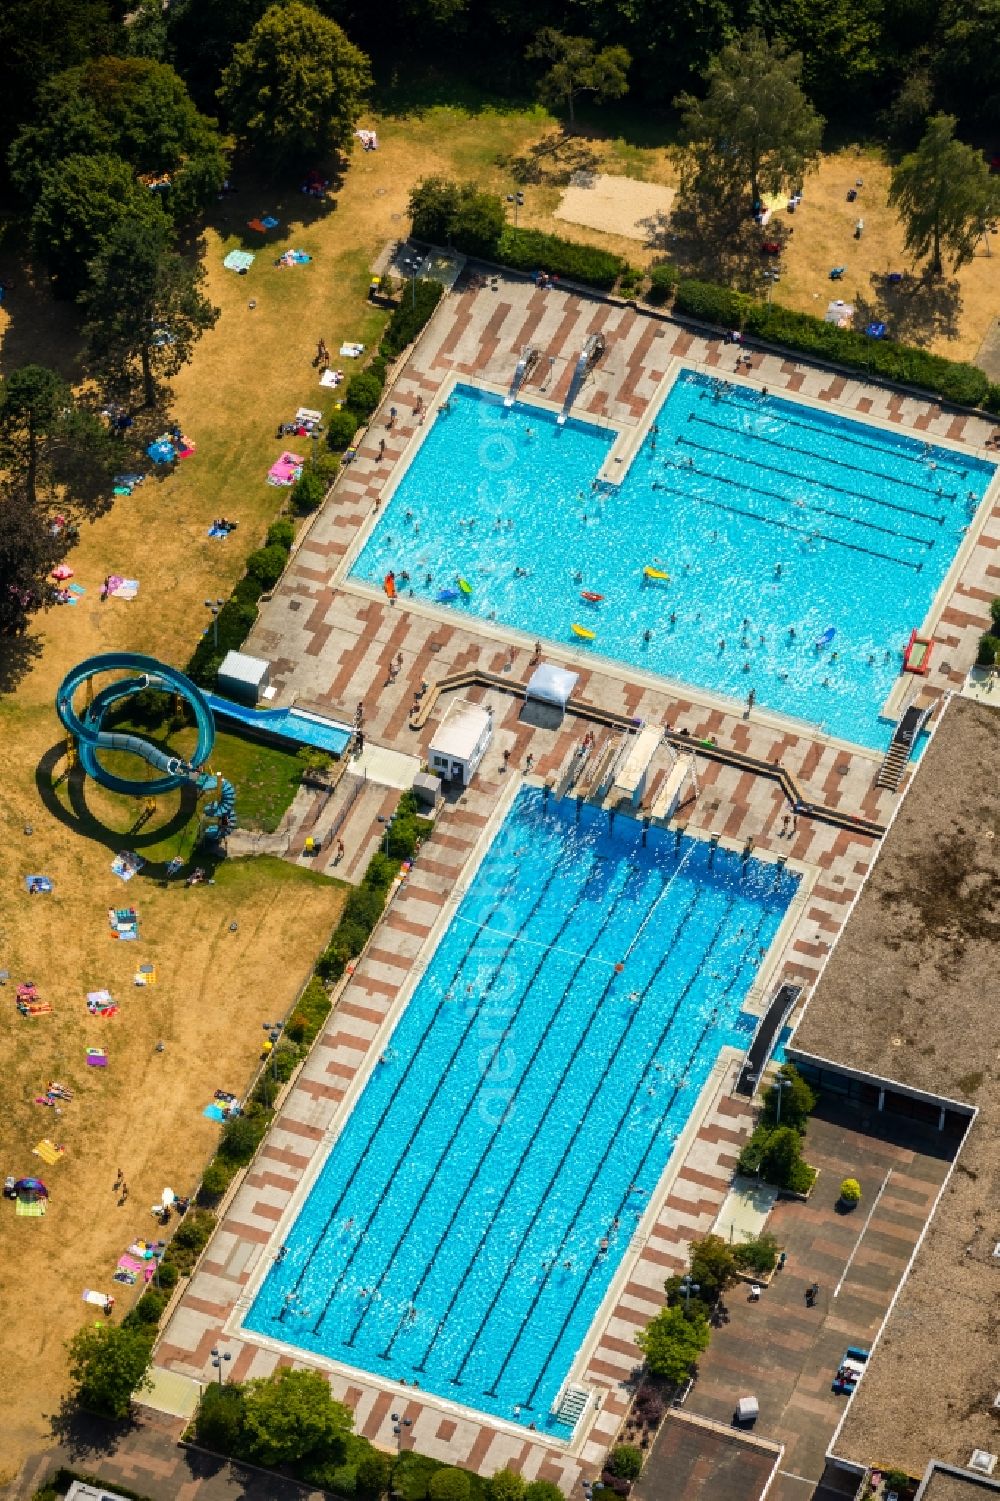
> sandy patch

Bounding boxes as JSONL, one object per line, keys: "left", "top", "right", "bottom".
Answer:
{"left": 554, "top": 173, "right": 675, "bottom": 242}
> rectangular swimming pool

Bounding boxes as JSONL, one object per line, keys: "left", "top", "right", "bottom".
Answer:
{"left": 348, "top": 375, "right": 995, "bottom": 749}
{"left": 244, "top": 787, "right": 799, "bottom": 1432}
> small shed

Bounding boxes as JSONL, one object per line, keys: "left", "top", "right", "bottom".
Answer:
{"left": 428, "top": 699, "right": 493, "bottom": 786}
{"left": 735, "top": 1395, "right": 759, "bottom": 1427}
{"left": 217, "top": 650, "right": 270, "bottom": 706}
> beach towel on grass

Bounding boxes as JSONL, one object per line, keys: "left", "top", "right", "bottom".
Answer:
{"left": 16, "top": 1198, "right": 46, "bottom": 1217}
{"left": 202, "top": 1102, "right": 227, "bottom": 1121}
{"left": 111, "top": 851, "right": 145, "bottom": 882}
{"left": 83, "top": 1290, "right": 113, "bottom": 1309}
{"left": 86, "top": 1048, "right": 108, "bottom": 1068}
{"left": 134, "top": 964, "right": 156, "bottom": 987}
{"left": 267, "top": 451, "right": 305, "bottom": 486}
{"left": 223, "top": 249, "right": 255, "bottom": 272}
{"left": 33, "top": 1139, "right": 65, "bottom": 1165}
{"left": 25, "top": 875, "right": 53, "bottom": 893}
{"left": 108, "top": 906, "right": 139, "bottom": 939}
{"left": 147, "top": 439, "right": 176, "bottom": 464}
{"left": 319, "top": 369, "right": 343, "bottom": 388}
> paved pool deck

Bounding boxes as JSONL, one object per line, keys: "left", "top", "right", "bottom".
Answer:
{"left": 43, "top": 277, "right": 1000, "bottom": 1498}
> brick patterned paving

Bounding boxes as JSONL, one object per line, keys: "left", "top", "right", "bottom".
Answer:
{"left": 65, "top": 279, "right": 997, "bottom": 1497}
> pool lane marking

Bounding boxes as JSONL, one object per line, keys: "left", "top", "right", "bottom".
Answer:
{"left": 693, "top": 381, "right": 972, "bottom": 480}
{"left": 687, "top": 413, "right": 953, "bottom": 514}
{"left": 456, "top": 891, "right": 734, "bottom": 1393}
{"left": 693, "top": 376, "right": 973, "bottom": 478}
{"left": 650, "top": 477, "right": 924, "bottom": 572}
{"left": 354, "top": 850, "right": 677, "bottom": 1357}
{"left": 274, "top": 855, "right": 534, "bottom": 1318}
{"left": 385, "top": 875, "right": 704, "bottom": 1372}
{"left": 515, "top": 904, "right": 773, "bottom": 1411}
{"left": 676, "top": 438, "right": 939, "bottom": 548}
{"left": 341, "top": 850, "right": 644, "bottom": 1345}
{"left": 620, "top": 841, "right": 696, "bottom": 967}
{"left": 301, "top": 842, "right": 590, "bottom": 1333}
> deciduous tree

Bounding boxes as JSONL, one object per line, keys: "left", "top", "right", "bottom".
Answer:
{"left": 66, "top": 1322, "right": 154, "bottom": 1418}
{"left": 889, "top": 113, "right": 997, "bottom": 275}
{"left": 218, "top": 2, "right": 371, "bottom": 163}
{"left": 636, "top": 1304, "right": 711, "bottom": 1383}
{"left": 527, "top": 29, "right": 630, "bottom": 128}
{"left": 0, "top": 491, "right": 69, "bottom": 637}
{"left": 677, "top": 29, "right": 823, "bottom": 212}
{"left": 241, "top": 1366, "right": 353, "bottom": 1467}
{"left": 0, "top": 365, "right": 118, "bottom": 514}
{"left": 8, "top": 57, "right": 226, "bottom": 221}
{"left": 29, "top": 153, "right": 171, "bottom": 297}
{"left": 79, "top": 218, "right": 219, "bottom": 406}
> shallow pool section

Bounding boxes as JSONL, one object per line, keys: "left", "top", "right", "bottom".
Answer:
{"left": 244, "top": 787, "right": 798, "bottom": 1432}
{"left": 349, "top": 377, "right": 995, "bottom": 748}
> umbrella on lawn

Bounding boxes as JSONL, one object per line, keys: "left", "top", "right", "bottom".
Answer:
{"left": 15, "top": 1177, "right": 48, "bottom": 1199}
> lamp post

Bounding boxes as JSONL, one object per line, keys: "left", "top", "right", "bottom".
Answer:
{"left": 389, "top": 1412, "right": 412, "bottom": 1496}
{"left": 378, "top": 813, "right": 396, "bottom": 854}
{"left": 210, "top": 1347, "right": 232, "bottom": 1385}
{"left": 506, "top": 191, "right": 525, "bottom": 229}
{"left": 680, "top": 1275, "right": 700, "bottom": 1312}
{"left": 774, "top": 1075, "right": 792, "bottom": 1126}
{"left": 204, "top": 597, "right": 224, "bottom": 650}
{"left": 402, "top": 253, "right": 419, "bottom": 310}
{"left": 262, "top": 1021, "right": 283, "bottom": 1083}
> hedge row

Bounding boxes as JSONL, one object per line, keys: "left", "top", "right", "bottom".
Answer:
{"left": 672, "top": 278, "right": 995, "bottom": 410}
{"left": 494, "top": 226, "right": 625, "bottom": 290}
{"left": 316, "top": 791, "right": 431, "bottom": 982}
{"left": 185, "top": 517, "right": 295, "bottom": 687}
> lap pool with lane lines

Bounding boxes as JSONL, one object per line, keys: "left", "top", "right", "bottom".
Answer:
{"left": 349, "top": 373, "right": 996, "bottom": 750}
{"left": 244, "top": 788, "right": 799, "bottom": 1432}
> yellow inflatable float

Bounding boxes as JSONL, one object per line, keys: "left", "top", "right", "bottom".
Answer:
{"left": 643, "top": 565, "right": 670, "bottom": 581}
{"left": 571, "top": 622, "right": 596, "bottom": 640}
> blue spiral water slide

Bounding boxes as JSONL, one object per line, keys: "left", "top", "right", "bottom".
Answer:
{"left": 55, "top": 653, "right": 236, "bottom": 830}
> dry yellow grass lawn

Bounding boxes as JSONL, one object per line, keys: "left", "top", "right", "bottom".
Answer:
{"left": 0, "top": 96, "right": 995, "bottom": 1483}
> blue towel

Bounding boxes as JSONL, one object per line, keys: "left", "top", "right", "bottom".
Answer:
{"left": 203, "top": 1103, "right": 226, "bottom": 1122}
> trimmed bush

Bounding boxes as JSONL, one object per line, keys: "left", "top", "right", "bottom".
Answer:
{"left": 761, "top": 1063, "right": 817, "bottom": 1132}
{"left": 839, "top": 1177, "right": 862, "bottom": 1205}
{"left": 266, "top": 517, "right": 295, "bottom": 549}
{"left": 245, "top": 543, "right": 288, "bottom": 590}
{"left": 607, "top": 1444, "right": 644, "bottom": 1480}
{"left": 673, "top": 278, "right": 990, "bottom": 408}
{"left": 732, "top": 1230, "right": 780, "bottom": 1276}
{"left": 381, "top": 278, "right": 444, "bottom": 358}
{"left": 977, "top": 633, "right": 1000, "bottom": 667}
{"left": 122, "top": 1288, "right": 168, "bottom": 1328}
{"left": 218, "top": 1113, "right": 266, "bottom": 1164}
{"left": 646, "top": 262, "right": 680, "bottom": 306}
{"left": 326, "top": 408, "right": 361, "bottom": 452}
{"left": 345, "top": 369, "right": 384, "bottom": 418}
{"left": 291, "top": 470, "right": 322, "bottom": 511}
{"left": 429, "top": 1470, "right": 471, "bottom": 1501}
{"left": 197, "top": 1159, "right": 231, "bottom": 1203}
{"left": 495, "top": 226, "right": 625, "bottom": 290}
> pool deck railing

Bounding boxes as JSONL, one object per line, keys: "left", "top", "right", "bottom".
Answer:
{"left": 410, "top": 667, "right": 887, "bottom": 839}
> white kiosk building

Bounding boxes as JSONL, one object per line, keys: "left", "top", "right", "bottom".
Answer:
{"left": 428, "top": 699, "right": 493, "bottom": 787}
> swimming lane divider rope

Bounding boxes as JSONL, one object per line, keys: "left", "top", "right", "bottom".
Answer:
{"left": 675, "top": 438, "right": 938, "bottom": 547}
{"left": 688, "top": 412, "right": 953, "bottom": 515}
{"left": 701, "top": 387, "right": 971, "bottom": 480}
{"left": 442, "top": 888, "right": 709, "bottom": 1387}
{"left": 450, "top": 911, "right": 621, "bottom": 968}
{"left": 651, "top": 476, "right": 924, "bottom": 572}
{"left": 618, "top": 841, "right": 696, "bottom": 968}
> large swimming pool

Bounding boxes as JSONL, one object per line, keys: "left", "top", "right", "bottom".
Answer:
{"left": 244, "top": 788, "right": 799, "bottom": 1432}
{"left": 349, "top": 375, "right": 995, "bottom": 749}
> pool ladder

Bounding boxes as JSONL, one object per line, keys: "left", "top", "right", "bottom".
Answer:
{"left": 552, "top": 1382, "right": 594, "bottom": 1430}
{"left": 505, "top": 346, "right": 538, "bottom": 406}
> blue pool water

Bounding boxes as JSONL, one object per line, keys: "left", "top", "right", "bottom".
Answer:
{"left": 349, "top": 376, "right": 995, "bottom": 749}
{"left": 203, "top": 694, "right": 352, "bottom": 755}
{"left": 245, "top": 788, "right": 799, "bottom": 1430}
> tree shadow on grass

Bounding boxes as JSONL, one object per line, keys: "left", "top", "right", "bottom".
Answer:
{"left": 501, "top": 130, "right": 601, "bottom": 188}
{"left": 193, "top": 157, "right": 350, "bottom": 254}
{"left": 855, "top": 269, "right": 964, "bottom": 348}
{"left": 34, "top": 741, "right": 207, "bottom": 881}
{"left": 0, "top": 632, "right": 43, "bottom": 695}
